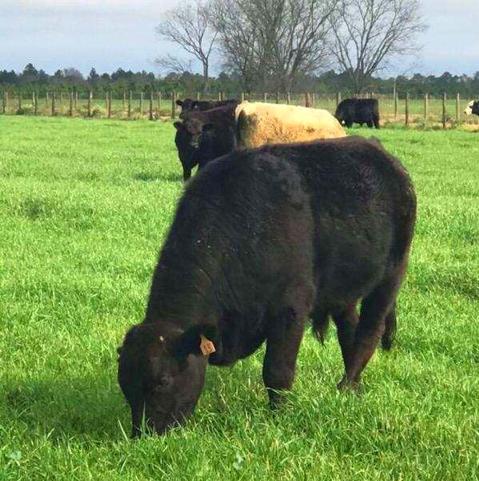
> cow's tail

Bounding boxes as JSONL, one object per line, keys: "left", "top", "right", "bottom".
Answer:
{"left": 311, "top": 310, "right": 330, "bottom": 345}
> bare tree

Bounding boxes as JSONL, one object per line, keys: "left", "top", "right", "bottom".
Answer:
{"left": 156, "top": 54, "right": 194, "bottom": 75}
{"left": 156, "top": 1, "right": 217, "bottom": 91}
{"left": 211, "top": 0, "right": 336, "bottom": 92}
{"left": 331, "top": 0, "right": 427, "bottom": 93}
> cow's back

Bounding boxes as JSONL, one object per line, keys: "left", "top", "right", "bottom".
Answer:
{"left": 236, "top": 102, "right": 346, "bottom": 148}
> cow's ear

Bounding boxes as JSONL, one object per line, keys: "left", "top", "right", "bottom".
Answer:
{"left": 176, "top": 100, "right": 183, "bottom": 107}
{"left": 175, "top": 324, "right": 219, "bottom": 360}
{"left": 202, "top": 123, "right": 215, "bottom": 133}
{"left": 173, "top": 121, "right": 183, "bottom": 130}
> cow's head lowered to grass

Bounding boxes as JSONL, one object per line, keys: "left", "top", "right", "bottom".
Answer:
{"left": 464, "top": 100, "right": 479, "bottom": 116}
{"left": 118, "top": 322, "right": 218, "bottom": 437}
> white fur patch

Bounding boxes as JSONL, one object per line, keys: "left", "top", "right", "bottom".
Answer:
{"left": 235, "top": 102, "right": 346, "bottom": 148}
{"left": 464, "top": 100, "right": 474, "bottom": 115}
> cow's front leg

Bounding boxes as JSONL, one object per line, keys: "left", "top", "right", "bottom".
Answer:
{"left": 262, "top": 307, "right": 306, "bottom": 408}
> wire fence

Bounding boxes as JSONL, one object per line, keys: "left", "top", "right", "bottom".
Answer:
{"left": 1, "top": 90, "right": 478, "bottom": 127}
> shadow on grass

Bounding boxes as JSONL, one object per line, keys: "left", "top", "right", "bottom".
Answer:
{"left": 3, "top": 375, "right": 126, "bottom": 441}
{"left": 2, "top": 367, "right": 239, "bottom": 441}
{"left": 133, "top": 172, "right": 183, "bottom": 183}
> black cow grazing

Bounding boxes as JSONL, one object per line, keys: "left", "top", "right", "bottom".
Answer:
{"left": 173, "top": 104, "right": 237, "bottom": 181}
{"left": 335, "top": 98, "right": 380, "bottom": 129}
{"left": 176, "top": 98, "right": 239, "bottom": 119}
{"left": 118, "top": 136, "right": 416, "bottom": 437}
{"left": 464, "top": 100, "right": 479, "bottom": 116}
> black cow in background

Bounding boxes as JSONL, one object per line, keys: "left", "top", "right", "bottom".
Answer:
{"left": 335, "top": 98, "right": 380, "bottom": 129}
{"left": 118, "top": 136, "right": 416, "bottom": 436}
{"left": 177, "top": 98, "right": 239, "bottom": 119}
{"left": 173, "top": 104, "right": 238, "bottom": 181}
{"left": 195, "top": 122, "right": 237, "bottom": 170}
{"left": 464, "top": 100, "right": 479, "bottom": 116}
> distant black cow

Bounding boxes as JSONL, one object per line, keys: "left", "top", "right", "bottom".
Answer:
{"left": 118, "top": 136, "right": 416, "bottom": 436}
{"left": 464, "top": 100, "right": 479, "bottom": 116}
{"left": 195, "top": 122, "right": 237, "bottom": 170}
{"left": 176, "top": 102, "right": 346, "bottom": 177}
{"left": 176, "top": 98, "right": 239, "bottom": 119}
{"left": 173, "top": 104, "right": 237, "bottom": 181}
{"left": 335, "top": 98, "right": 380, "bottom": 129}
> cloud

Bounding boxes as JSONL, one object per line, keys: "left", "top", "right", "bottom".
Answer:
{"left": 0, "top": 0, "right": 477, "bottom": 75}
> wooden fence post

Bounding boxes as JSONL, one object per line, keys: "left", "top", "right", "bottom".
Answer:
{"left": 51, "top": 92, "right": 56, "bottom": 116}
{"left": 311, "top": 93, "right": 316, "bottom": 108}
{"left": 149, "top": 91, "right": 154, "bottom": 120}
{"left": 17, "top": 91, "right": 22, "bottom": 112}
{"left": 123, "top": 90, "right": 126, "bottom": 109}
{"left": 394, "top": 93, "right": 398, "bottom": 120}
{"left": 33, "top": 91, "right": 38, "bottom": 115}
{"left": 128, "top": 91, "right": 132, "bottom": 119}
{"left": 2, "top": 91, "right": 7, "bottom": 113}
{"left": 74, "top": 89, "right": 78, "bottom": 110}
{"left": 305, "top": 93, "right": 311, "bottom": 108}
{"left": 88, "top": 90, "right": 92, "bottom": 117}
{"left": 456, "top": 93, "right": 460, "bottom": 122}
{"left": 405, "top": 92, "right": 409, "bottom": 127}
{"left": 46, "top": 92, "right": 49, "bottom": 105}
{"left": 140, "top": 92, "right": 143, "bottom": 114}
{"left": 287, "top": 92, "right": 291, "bottom": 105}
{"left": 442, "top": 93, "right": 447, "bottom": 129}
{"left": 108, "top": 91, "right": 112, "bottom": 119}
{"left": 105, "top": 91, "right": 109, "bottom": 110}
{"left": 69, "top": 91, "right": 73, "bottom": 116}
{"left": 336, "top": 92, "right": 341, "bottom": 108}
{"left": 157, "top": 92, "right": 162, "bottom": 112}
{"left": 171, "top": 92, "right": 176, "bottom": 119}
{"left": 424, "top": 93, "right": 428, "bottom": 121}
{"left": 240, "top": 92, "right": 245, "bottom": 103}
{"left": 263, "top": 92, "right": 268, "bottom": 102}
{"left": 196, "top": 92, "right": 201, "bottom": 101}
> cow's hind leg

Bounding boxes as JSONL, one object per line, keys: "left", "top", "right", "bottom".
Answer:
{"left": 338, "top": 275, "right": 401, "bottom": 391}
{"left": 381, "top": 301, "right": 397, "bottom": 351}
{"left": 333, "top": 303, "right": 359, "bottom": 370}
{"left": 263, "top": 281, "right": 314, "bottom": 407}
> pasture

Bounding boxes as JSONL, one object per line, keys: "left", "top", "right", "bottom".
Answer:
{"left": 0, "top": 116, "right": 478, "bottom": 480}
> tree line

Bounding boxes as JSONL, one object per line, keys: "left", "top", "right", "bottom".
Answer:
{"left": 156, "top": 0, "right": 427, "bottom": 93}
{"left": 1, "top": 64, "right": 479, "bottom": 98}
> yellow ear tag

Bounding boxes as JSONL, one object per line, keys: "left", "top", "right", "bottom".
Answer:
{"left": 199, "top": 334, "right": 216, "bottom": 356}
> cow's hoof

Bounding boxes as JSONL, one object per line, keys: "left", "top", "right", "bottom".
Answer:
{"left": 267, "top": 389, "right": 288, "bottom": 409}
{"left": 337, "top": 377, "right": 363, "bottom": 395}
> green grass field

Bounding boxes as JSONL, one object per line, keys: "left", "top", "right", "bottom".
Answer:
{"left": 1, "top": 116, "right": 478, "bottom": 480}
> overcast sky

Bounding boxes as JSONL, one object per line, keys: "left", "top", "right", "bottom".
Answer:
{"left": 1, "top": 0, "right": 478, "bottom": 77}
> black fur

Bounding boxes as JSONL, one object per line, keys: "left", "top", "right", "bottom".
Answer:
{"left": 173, "top": 104, "right": 237, "bottom": 181}
{"left": 118, "top": 136, "right": 416, "bottom": 436}
{"left": 177, "top": 98, "right": 239, "bottom": 119}
{"left": 335, "top": 98, "right": 380, "bottom": 128}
